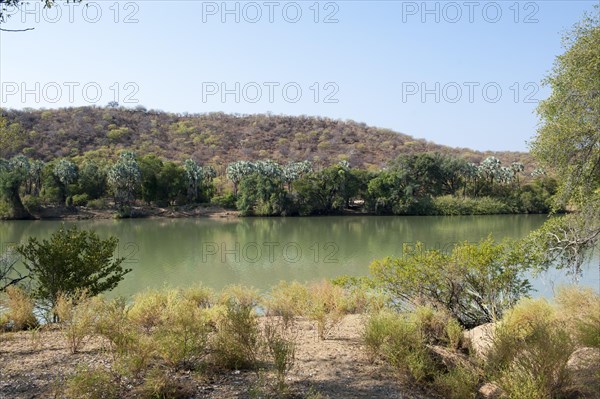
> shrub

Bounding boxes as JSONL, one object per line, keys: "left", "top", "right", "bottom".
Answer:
{"left": 264, "top": 320, "right": 296, "bottom": 393}
{"left": 55, "top": 293, "right": 98, "bottom": 353}
{"left": 128, "top": 289, "right": 178, "bottom": 332}
{"left": 364, "top": 311, "right": 400, "bottom": 361}
{"left": 93, "top": 297, "right": 133, "bottom": 356}
{"left": 114, "top": 332, "right": 156, "bottom": 376}
{"left": 71, "top": 193, "right": 90, "bottom": 207}
{"left": 137, "top": 367, "right": 192, "bottom": 399}
{"left": 212, "top": 285, "right": 261, "bottom": 370}
{"left": 555, "top": 285, "right": 600, "bottom": 348}
{"left": 64, "top": 366, "right": 119, "bottom": 399}
{"left": 87, "top": 198, "right": 109, "bottom": 210}
{"left": 17, "top": 225, "right": 131, "bottom": 315}
{"left": 181, "top": 284, "right": 214, "bottom": 309}
{"left": 487, "top": 298, "right": 575, "bottom": 399}
{"left": 263, "top": 281, "right": 310, "bottom": 328}
{"left": 22, "top": 195, "right": 42, "bottom": 213}
{"left": 433, "top": 366, "right": 479, "bottom": 399}
{"left": 211, "top": 193, "right": 237, "bottom": 209}
{"left": 4, "top": 286, "right": 38, "bottom": 331}
{"left": 364, "top": 311, "right": 437, "bottom": 383}
{"left": 306, "top": 280, "right": 346, "bottom": 340}
{"left": 330, "top": 275, "right": 386, "bottom": 314}
{"left": 430, "top": 196, "right": 512, "bottom": 216}
{"left": 370, "top": 237, "right": 531, "bottom": 328}
{"left": 153, "top": 297, "right": 211, "bottom": 369}
{"left": 408, "top": 305, "right": 464, "bottom": 349}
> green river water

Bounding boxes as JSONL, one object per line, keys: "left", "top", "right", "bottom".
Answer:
{"left": 1, "top": 215, "right": 597, "bottom": 298}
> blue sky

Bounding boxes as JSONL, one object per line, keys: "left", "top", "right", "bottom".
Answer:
{"left": 0, "top": 0, "right": 597, "bottom": 151}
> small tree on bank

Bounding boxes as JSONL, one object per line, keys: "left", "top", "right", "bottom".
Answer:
{"left": 17, "top": 225, "right": 131, "bottom": 319}
{"left": 370, "top": 237, "right": 532, "bottom": 328}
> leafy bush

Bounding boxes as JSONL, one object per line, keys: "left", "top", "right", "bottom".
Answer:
{"left": 71, "top": 193, "right": 89, "bottom": 207}
{"left": 181, "top": 284, "right": 214, "bottom": 309}
{"left": 364, "top": 311, "right": 437, "bottom": 383}
{"left": 431, "top": 195, "right": 513, "bottom": 215}
{"left": 370, "top": 237, "right": 531, "bottom": 328}
{"left": 93, "top": 297, "right": 133, "bottom": 356}
{"left": 305, "top": 280, "right": 346, "bottom": 340}
{"left": 212, "top": 285, "right": 261, "bottom": 370}
{"left": 487, "top": 298, "right": 575, "bottom": 399}
{"left": 433, "top": 366, "right": 479, "bottom": 399}
{"left": 55, "top": 293, "right": 98, "bottom": 353}
{"left": 17, "top": 225, "right": 131, "bottom": 314}
{"left": 64, "top": 366, "right": 119, "bottom": 399}
{"left": 87, "top": 198, "right": 109, "bottom": 209}
{"left": 137, "top": 367, "right": 191, "bottom": 399}
{"left": 409, "top": 305, "right": 463, "bottom": 349}
{"left": 555, "top": 286, "right": 600, "bottom": 348}
{"left": 330, "top": 275, "right": 386, "bottom": 313}
{"left": 153, "top": 297, "right": 211, "bottom": 368}
{"left": 21, "top": 194, "right": 42, "bottom": 213}
{"left": 4, "top": 286, "right": 38, "bottom": 331}
{"left": 264, "top": 320, "right": 297, "bottom": 393}
{"left": 128, "top": 289, "right": 178, "bottom": 332}
{"left": 263, "top": 281, "right": 310, "bottom": 328}
{"left": 211, "top": 193, "right": 237, "bottom": 209}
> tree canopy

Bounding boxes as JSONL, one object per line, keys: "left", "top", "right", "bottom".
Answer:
{"left": 528, "top": 6, "right": 600, "bottom": 277}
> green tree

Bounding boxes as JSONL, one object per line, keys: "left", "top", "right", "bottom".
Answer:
{"left": 76, "top": 160, "right": 106, "bottom": 199}
{"left": 156, "top": 161, "right": 186, "bottom": 205}
{"left": 528, "top": 7, "right": 600, "bottom": 277}
{"left": 0, "top": 156, "right": 32, "bottom": 219}
{"left": 366, "top": 169, "right": 418, "bottom": 214}
{"left": 531, "top": 7, "right": 600, "bottom": 207}
{"left": 183, "top": 158, "right": 203, "bottom": 203}
{"left": 108, "top": 151, "right": 141, "bottom": 208}
{"left": 293, "top": 161, "right": 361, "bottom": 215}
{"left": 17, "top": 225, "right": 130, "bottom": 317}
{"left": 370, "top": 237, "right": 531, "bottom": 328}
{"left": 53, "top": 159, "right": 78, "bottom": 205}
{"left": 138, "top": 153, "right": 163, "bottom": 204}
{"left": 236, "top": 172, "right": 288, "bottom": 216}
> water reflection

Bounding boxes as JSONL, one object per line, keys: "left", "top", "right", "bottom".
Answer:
{"left": 1, "top": 215, "right": 597, "bottom": 297}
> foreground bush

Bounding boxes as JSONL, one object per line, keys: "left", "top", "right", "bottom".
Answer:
{"left": 17, "top": 225, "right": 131, "bottom": 316}
{"left": 212, "top": 285, "right": 261, "bottom": 370}
{"left": 263, "top": 281, "right": 311, "bottom": 328}
{"left": 64, "top": 366, "right": 120, "bottom": 399}
{"left": 364, "top": 311, "right": 438, "bottom": 383}
{"left": 555, "top": 286, "right": 600, "bottom": 348}
{"left": 2, "top": 286, "right": 38, "bottom": 331}
{"left": 370, "top": 237, "right": 531, "bottom": 328}
{"left": 305, "top": 280, "right": 347, "bottom": 340}
{"left": 487, "top": 298, "right": 575, "bottom": 399}
{"left": 55, "top": 292, "right": 98, "bottom": 353}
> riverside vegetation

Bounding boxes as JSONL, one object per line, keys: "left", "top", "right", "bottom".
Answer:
{"left": 0, "top": 231, "right": 599, "bottom": 399}
{"left": 0, "top": 149, "right": 558, "bottom": 220}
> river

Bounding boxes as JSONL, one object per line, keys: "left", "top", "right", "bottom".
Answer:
{"left": 1, "top": 215, "right": 598, "bottom": 298}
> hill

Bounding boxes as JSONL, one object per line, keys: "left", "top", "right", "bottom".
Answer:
{"left": 0, "top": 106, "right": 533, "bottom": 171}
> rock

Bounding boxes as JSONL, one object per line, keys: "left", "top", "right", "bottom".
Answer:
{"left": 428, "top": 345, "right": 477, "bottom": 373}
{"left": 463, "top": 323, "right": 496, "bottom": 360}
{"left": 478, "top": 382, "right": 502, "bottom": 399}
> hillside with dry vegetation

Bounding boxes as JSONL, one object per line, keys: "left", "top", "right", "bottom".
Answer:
{"left": 0, "top": 106, "right": 532, "bottom": 172}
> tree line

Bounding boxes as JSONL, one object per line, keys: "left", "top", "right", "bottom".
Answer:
{"left": 0, "top": 150, "right": 557, "bottom": 219}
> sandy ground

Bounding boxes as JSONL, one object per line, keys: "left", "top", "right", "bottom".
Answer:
{"left": 0, "top": 315, "right": 436, "bottom": 399}
{"left": 30, "top": 204, "right": 239, "bottom": 220}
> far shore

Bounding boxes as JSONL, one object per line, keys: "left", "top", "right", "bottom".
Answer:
{"left": 0, "top": 204, "right": 555, "bottom": 221}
